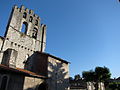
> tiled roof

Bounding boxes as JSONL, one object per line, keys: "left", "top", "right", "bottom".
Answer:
{"left": 0, "top": 64, "right": 46, "bottom": 79}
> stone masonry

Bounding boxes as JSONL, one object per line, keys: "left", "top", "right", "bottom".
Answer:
{"left": 0, "top": 5, "right": 69, "bottom": 90}
{"left": 0, "top": 5, "right": 46, "bottom": 69}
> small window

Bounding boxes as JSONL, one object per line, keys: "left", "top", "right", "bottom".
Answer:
{"left": 29, "top": 16, "right": 33, "bottom": 22}
{"left": 32, "top": 28, "right": 38, "bottom": 39}
{"left": 23, "top": 54, "right": 29, "bottom": 64}
{"left": 0, "top": 76, "right": 8, "bottom": 90}
{"left": 23, "top": 12, "right": 27, "bottom": 18}
{"left": 35, "top": 20, "right": 38, "bottom": 26}
{"left": 21, "top": 22, "right": 28, "bottom": 34}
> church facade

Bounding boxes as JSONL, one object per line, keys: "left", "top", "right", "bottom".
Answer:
{"left": 0, "top": 5, "right": 69, "bottom": 90}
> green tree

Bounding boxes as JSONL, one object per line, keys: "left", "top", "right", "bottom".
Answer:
{"left": 74, "top": 74, "right": 81, "bottom": 80}
{"left": 95, "top": 66, "right": 111, "bottom": 89}
{"left": 69, "top": 77, "right": 73, "bottom": 81}
{"left": 95, "top": 66, "right": 111, "bottom": 82}
{"left": 82, "top": 70, "right": 95, "bottom": 82}
{"left": 82, "top": 70, "right": 95, "bottom": 90}
{"left": 82, "top": 66, "right": 111, "bottom": 90}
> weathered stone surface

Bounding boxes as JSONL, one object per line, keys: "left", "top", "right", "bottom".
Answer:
{"left": 26, "top": 52, "right": 70, "bottom": 90}
{"left": 0, "top": 5, "right": 46, "bottom": 69}
{"left": 47, "top": 56, "right": 69, "bottom": 90}
{"left": 0, "top": 73, "right": 24, "bottom": 90}
{"left": 23, "top": 76, "right": 44, "bottom": 90}
{"left": 0, "top": 5, "right": 70, "bottom": 90}
{"left": 0, "top": 37, "right": 3, "bottom": 63}
{"left": 1, "top": 49, "right": 18, "bottom": 67}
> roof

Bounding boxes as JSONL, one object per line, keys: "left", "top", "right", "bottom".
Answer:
{"left": 0, "top": 64, "right": 46, "bottom": 79}
{"left": 35, "top": 51, "right": 70, "bottom": 64}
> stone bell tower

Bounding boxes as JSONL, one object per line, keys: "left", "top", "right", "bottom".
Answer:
{"left": 0, "top": 5, "right": 46, "bottom": 68}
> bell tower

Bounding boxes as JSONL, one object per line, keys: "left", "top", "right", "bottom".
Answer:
{"left": 1, "top": 5, "right": 46, "bottom": 68}
{"left": 5, "top": 5, "right": 46, "bottom": 52}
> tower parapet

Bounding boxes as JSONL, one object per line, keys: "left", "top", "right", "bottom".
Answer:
{"left": 1, "top": 5, "right": 46, "bottom": 68}
{"left": 6, "top": 5, "right": 43, "bottom": 41}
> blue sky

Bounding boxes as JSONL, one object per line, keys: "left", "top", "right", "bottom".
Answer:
{"left": 0, "top": 0, "right": 120, "bottom": 78}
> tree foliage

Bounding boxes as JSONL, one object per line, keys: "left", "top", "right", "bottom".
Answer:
{"left": 82, "top": 70, "right": 95, "bottom": 82}
{"left": 74, "top": 74, "right": 81, "bottom": 80}
{"left": 95, "top": 66, "right": 111, "bottom": 83}
{"left": 82, "top": 66, "right": 111, "bottom": 89}
{"left": 82, "top": 66, "right": 111, "bottom": 82}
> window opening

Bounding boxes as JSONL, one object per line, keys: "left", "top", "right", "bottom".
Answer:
{"left": 23, "top": 12, "right": 27, "bottom": 18}
{"left": 35, "top": 20, "right": 38, "bottom": 26}
{"left": 23, "top": 54, "right": 29, "bottom": 64}
{"left": 32, "top": 27, "right": 38, "bottom": 39}
{"left": 29, "top": 16, "right": 33, "bottom": 22}
{"left": 21, "top": 22, "right": 28, "bottom": 34}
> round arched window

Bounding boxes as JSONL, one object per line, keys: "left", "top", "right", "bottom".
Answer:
{"left": 0, "top": 76, "right": 8, "bottom": 90}
{"left": 23, "top": 12, "right": 27, "bottom": 18}
{"left": 29, "top": 16, "right": 33, "bottom": 22}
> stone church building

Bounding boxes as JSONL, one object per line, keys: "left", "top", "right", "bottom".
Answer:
{"left": 0, "top": 5, "right": 69, "bottom": 90}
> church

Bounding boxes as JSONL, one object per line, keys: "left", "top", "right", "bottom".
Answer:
{"left": 0, "top": 5, "right": 69, "bottom": 90}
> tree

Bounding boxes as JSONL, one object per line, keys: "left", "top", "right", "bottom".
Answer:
{"left": 82, "top": 70, "right": 95, "bottom": 90}
{"left": 74, "top": 74, "right": 81, "bottom": 80}
{"left": 82, "top": 70, "right": 95, "bottom": 82}
{"left": 95, "top": 66, "right": 111, "bottom": 82}
{"left": 82, "top": 66, "right": 111, "bottom": 90}
{"left": 69, "top": 77, "right": 73, "bottom": 81}
{"left": 95, "top": 66, "right": 111, "bottom": 89}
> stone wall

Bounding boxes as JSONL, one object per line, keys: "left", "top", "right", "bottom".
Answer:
{"left": 0, "top": 72, "right": 44, "bottom": 90}
{"left": 1, "top": 49, "right": 18, "bottom": 67}
{"left": 2, "top": 29, "right": 35, "bottom": 68}
{"left": 27, "top": 52, "right": 70, "bottom": 90}
{"left": 25, "top": 52, "right": 48, "bottom": 76}
{"left": 0, "top": 73, "right": 24, "bottom": 90}
{"left": 0, "top": 37, "right": 3, "bottom": 50}
{"left": 0, "top": 5, "right": 70, "bottom": 90}
{"left": 0, "top": 5, "right": 46, "bottom": 69}
{"left": 47, "top": 56, "right": 69, "bottom": 90}
{"left": 0, "top": 37, "right": 3, "bottom": 63}
{"left": 23, "top": 76, "right": 44, "bottom": 90}
{"left": 87, "top": 82, "right": 105, "bottom": 90}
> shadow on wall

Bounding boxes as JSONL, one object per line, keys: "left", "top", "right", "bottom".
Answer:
{"left": 47, "top": 61, "right": 69, "bottom": 90}
{"left": 25, "top": 61, "right": 69, "bottom": 90}
{"left": 1, "top": 49, "right": 69, "bottom": 90}
{"left": 25, "top": 59, "right": 69, "bottom": 90}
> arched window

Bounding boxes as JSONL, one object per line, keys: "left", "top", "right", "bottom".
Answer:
{"left": 29, "top": 16, "right": 33, "bottom": 22}
{"left": 0, "top": 76, "right": 8, "bottom": 90}
{"left": 32, "top": 27, "right": 38, "bottom": 39}
{"left": 23, "top": 12, "right": 27, "bottom": 18}
{"left": 35, "top": 20, "right": 38, "bottom": 26}
{"left": 21, "top": 22, "right": 28, "bottom": 34}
